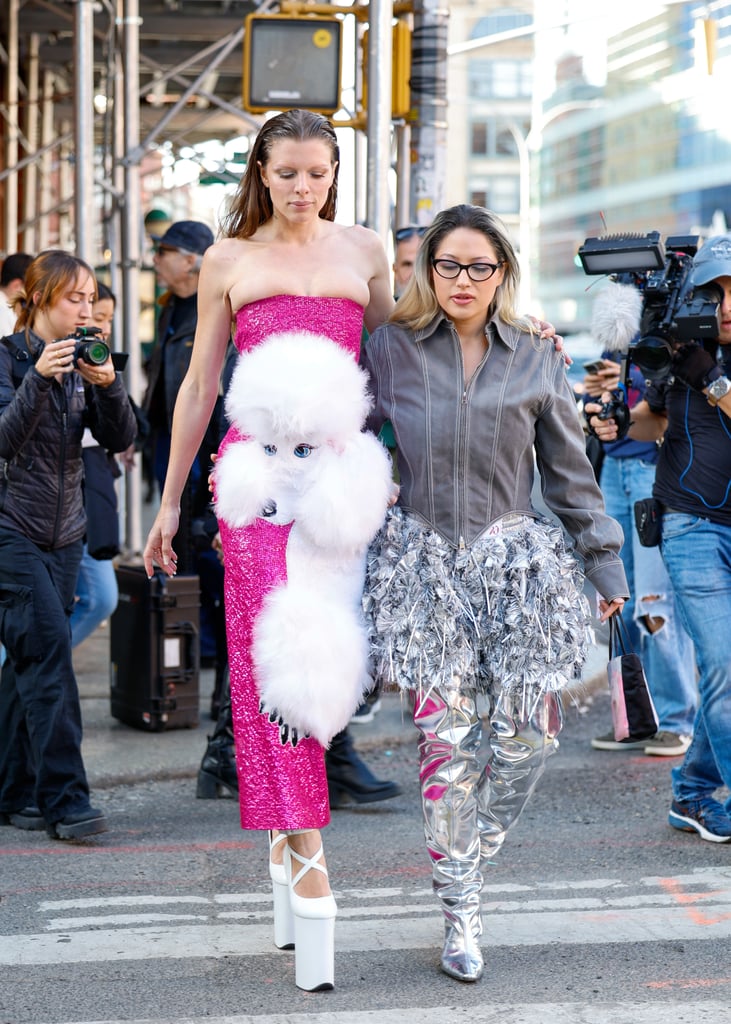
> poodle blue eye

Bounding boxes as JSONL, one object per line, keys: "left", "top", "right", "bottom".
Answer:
{"left": 293, "top": 444, "right": 315, "bottom": 459}
{"left": 263, "top": 444, "right": 277, "bottom": 456}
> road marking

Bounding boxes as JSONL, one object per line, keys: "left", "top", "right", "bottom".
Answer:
{"left": 32, "top": 1000, "right": 731, "bottom": 1024}
{"left": 3, "top": 868, "right": 729, "bottom": 966}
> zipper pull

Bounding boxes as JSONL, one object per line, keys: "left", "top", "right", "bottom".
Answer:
{"left": 459, "top": 535, "right": 466, "bottom": 551}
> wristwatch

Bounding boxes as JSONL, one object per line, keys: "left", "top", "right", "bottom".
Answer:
{"left": 707, "top": 375, "right": 731, "bottom": 406}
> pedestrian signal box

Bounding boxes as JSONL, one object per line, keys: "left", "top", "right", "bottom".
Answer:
{"left": 243, "top": 14, "right": 343, "bottom": 115}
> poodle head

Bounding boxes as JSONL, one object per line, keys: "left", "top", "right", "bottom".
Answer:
{"left": 224, "top": 331, "right": 373, "bottom": 452}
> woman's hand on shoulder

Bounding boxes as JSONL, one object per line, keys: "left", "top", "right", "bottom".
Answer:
{"left": 530, "top": 317, "right": 569, "bottom": 364}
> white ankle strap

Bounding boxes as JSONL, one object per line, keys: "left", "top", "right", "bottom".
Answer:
{"left": 288, "top": 844, "right": 329, "bottom": 890}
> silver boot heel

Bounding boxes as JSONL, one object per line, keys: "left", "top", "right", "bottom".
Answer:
{"left": 441, "top": 913, "right": 484, "bottom": 981}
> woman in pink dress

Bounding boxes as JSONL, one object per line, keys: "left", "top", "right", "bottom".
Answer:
{"left": 143, "top": 109, "right": 394, "bottom": 992}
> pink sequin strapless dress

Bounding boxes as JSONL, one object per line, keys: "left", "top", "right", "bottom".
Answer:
{"left": 218, "top": 295, "right": 365, "bottom": 830}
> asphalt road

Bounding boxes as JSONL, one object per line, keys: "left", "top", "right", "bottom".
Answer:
{"left": 1, "top": 677, "right": 729, "bottom": 1024}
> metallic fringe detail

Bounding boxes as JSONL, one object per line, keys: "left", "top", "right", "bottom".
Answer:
{"left": 363, "top": 507, "right": 593, "bottom": 708}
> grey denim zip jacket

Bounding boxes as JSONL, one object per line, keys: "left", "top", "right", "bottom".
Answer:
{"left": 362, "top": 312, "right": 629, "bottom": 604}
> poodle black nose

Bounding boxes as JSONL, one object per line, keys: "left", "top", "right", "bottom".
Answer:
{"left": 262, "top": 499, "right": 277, "bottom": 517}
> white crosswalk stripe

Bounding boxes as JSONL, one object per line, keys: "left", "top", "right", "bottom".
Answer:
{"left": 31, "top": 1003, "right": 731, "bottom": 1024}
{"left": 2, "top": 868, "right": 730, "bottom": 967}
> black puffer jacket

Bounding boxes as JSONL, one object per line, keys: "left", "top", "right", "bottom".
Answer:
{"left": 0, "top": 329, "right": 137, "bottom": 549}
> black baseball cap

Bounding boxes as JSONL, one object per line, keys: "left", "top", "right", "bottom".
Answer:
{"left": 151, "top": 220, "right": 214, "bottom": 255}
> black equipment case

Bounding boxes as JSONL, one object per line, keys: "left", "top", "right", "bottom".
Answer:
{"left": 110, "top": 565, "right": 200, "bottom": 731}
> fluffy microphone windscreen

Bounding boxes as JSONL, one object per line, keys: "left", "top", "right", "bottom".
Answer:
{"left": 591, "top": 280, "right": 643, "bottom": 352}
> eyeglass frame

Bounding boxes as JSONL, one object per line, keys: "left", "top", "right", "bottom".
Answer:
{"left": 430, "top": 257, "right": 504, "bottom": 282}
{"left": 395, "top": 225, "right": 428, "bottom": 243}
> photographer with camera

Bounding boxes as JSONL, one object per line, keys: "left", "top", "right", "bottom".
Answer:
{"left": 582, "top": 284, "right": 697, "bottom": 758}
{"left": 0, "top": 251, "right": 136, "bottom": 840}
{"left": 587, "top": 234, "right": 731, "bottom": 842}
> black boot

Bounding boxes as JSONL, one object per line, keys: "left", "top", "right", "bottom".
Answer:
{"left": 325, "top": 728, "right": 402, "bottom": 809}
{"left": 196, "top": 665, "right": 238, "bottom": 799}
{"left": 209, "top": 659, "right": 226, "bottom": 721}
{"left": 209, "top": 594, "right": 228, "bottom": 720}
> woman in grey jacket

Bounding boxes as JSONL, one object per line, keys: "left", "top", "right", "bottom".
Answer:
{"left": 362, "top": 205, "right": 629, "bottom": 982}
{"left": 0, "top": 250, "right": 136, "bottom": 840}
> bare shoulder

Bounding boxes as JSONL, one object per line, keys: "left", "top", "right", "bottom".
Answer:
{"left": 345, "top": 222, "right": 385, "bottom": 253}
{"left": 204, "top": 236, "right": 253, "bottom": 269}
{"left": 200, "top": 237, "right": 256, "bottom": 293}
{"left": 336, "top": 223, "right": 389, "bottom": 274}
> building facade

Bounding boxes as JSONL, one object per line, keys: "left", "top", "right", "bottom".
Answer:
{"left": 535, "top": 2, "right": 731, "bottom": 331}
{"left": 446, "top": 1, "right": 535, "bottom": 305}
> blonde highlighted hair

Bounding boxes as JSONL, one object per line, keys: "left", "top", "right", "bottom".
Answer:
{"left": 390, "top": 204, "right": 534, "bottom": 334}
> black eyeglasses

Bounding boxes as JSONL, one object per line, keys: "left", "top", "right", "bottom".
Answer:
{"left": 431, "top": 258, "right": 503, "bottom": 282}
{"left": 154, "top": 245, "right": 179, "bottom": 256}
{"left": 395, "top": 225, "right": 428, "bottom": 242}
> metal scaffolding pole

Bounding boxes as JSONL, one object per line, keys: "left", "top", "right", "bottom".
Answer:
{"left": 365, "top": 0, "right": 393, "bottom": 243}
{"left": 120, "top": 0, "right": 143, "bottom": 555}
{"left": 73, "top": 0, "right": 96, "bottom": 263}
{"left": 22, "top": 33, "right": 40, "bottom": 255}
{"left": 39, "top": 69, "right": 54, "bottom": 251}
{"left": 408, "top": 0, "right": 448, "bottom": 225}
{"left": 4, "top": 0, "right": 20, "bottom": 254}
{"left": 394, "top": 122, "right": 411, "bottom": 229}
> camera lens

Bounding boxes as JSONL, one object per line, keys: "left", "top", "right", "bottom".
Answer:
{"left": 84, "top": 341, "right": 109, "bottom": 365}
{"left": 631, "top": 336, "right": 674, "bottom": 381}
{"left": 74, "top": 339, "right": 110, "bottom": 365}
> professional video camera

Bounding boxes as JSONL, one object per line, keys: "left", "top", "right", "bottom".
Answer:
{"left": 578, "top": 231, "right": 722, "bottom": 383}
{"left": 70, "top": 325, "right": 110, "bottom": 366}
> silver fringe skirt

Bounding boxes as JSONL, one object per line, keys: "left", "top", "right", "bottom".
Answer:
{"left": 363, "top": 506, "right": 593, "bottom": 705}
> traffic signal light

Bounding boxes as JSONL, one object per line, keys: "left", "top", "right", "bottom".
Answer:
{"left": 362, "top": 20, "right": 412, "bottom": 120}
{"left": 242, "top": 14, "right": 343, "bottom": 115}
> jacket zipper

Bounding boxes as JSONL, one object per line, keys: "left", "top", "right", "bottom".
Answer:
{"left": 452, "top": 324, "right": 490, "bottom": 544}
{"left": 52, "top": 384, "right": 68, "bottom": 548}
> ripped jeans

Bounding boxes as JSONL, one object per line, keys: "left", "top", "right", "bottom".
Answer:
{"left": 600, "top": 455, "right": 697, "bottom": 734}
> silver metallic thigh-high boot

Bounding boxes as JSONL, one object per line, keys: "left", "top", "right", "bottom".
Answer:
{"left": 476, "top": 688, "right": 564, "bottom": 869}
{"left": 413, "top": 687, "right": 484, "bottom": 982}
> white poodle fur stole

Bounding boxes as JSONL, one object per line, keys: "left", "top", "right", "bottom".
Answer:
{"left": 215, "top": 331, "right": 392, "bottom": 747}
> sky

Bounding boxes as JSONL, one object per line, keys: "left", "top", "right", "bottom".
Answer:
{"left": 167, "top": 1, "right": 706, "bottom": 230}
{"left": 533, "top": 1, "right": 672, "bottom": 96}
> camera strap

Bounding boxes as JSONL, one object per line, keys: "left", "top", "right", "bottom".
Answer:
{"left": 1, "top": 334, "right": 33, "bottom": 390}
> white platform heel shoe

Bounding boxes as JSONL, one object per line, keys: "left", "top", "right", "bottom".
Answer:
{"left": 285, "top": 841, "right": 337, "bottom": 991}
{"left": 268, "top": 831, "right": 295, "bottom": 950}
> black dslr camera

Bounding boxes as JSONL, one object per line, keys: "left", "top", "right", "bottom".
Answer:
{"left": 71, "top": 326, "right": 110, "bottom": 366}
{"left": 578, "top": 231, "right": 722, "bottom": 383}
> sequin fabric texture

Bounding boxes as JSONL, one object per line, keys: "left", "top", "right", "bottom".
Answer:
{"left": 217, "top": 295, "right": 364, "bottom": 831}
{"left": 363, "top": 506, "right": 594, "bottom": 711}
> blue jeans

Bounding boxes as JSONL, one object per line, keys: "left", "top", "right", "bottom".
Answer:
{"left": 661, "top": 514, "right": 731, "bottom": 807}
{"left": 70, "top": 547, "right": 119, "bottom": 648}
{"left": 600, "top": 456, "right": 697, "bottom": 733}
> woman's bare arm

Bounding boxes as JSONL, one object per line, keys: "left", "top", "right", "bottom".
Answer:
{"left": 143, "top": 246, "right": 234, "bottom": 574}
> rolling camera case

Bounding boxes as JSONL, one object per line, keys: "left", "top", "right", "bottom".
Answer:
{"left": 110, "top": 565, "right": 200, "bottom": 731}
